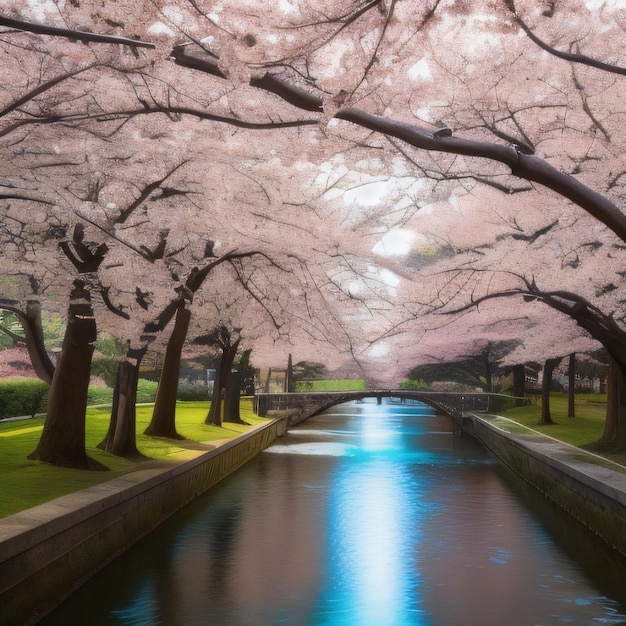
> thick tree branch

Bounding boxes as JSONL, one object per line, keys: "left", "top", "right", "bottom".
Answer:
{"left": 170, "top": 48, "right": 626, "bottom": 242}
{"left": 335, "top": 108, "right": 626, "bottom": 241}
{"left": 446, "top": 277, "right": 626, "bottom": 367}
{"left": 0, "top": 15, "right": 155, "bottom": 49}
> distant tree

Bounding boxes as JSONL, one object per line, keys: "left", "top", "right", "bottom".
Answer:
{"left": 198, "top": 326, "right": 242, "bottom": 427}
{"left": 399, "top": 379, "right": 428, "bottom": 391}
{"left": 568, "top": 353, "right": 576, "bottom": 419}
{"left": 540, "top": 356, "right": 562, "bottom": 425}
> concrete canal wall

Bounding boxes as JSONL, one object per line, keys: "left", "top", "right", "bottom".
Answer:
{"left": 463, "top": 414, "right": 626, "bottom": 559}
{"left": 0, "top": 418, "right": 287, "bottom": 626}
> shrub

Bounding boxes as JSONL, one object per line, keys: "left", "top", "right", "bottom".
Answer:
{"left": 0, "top": 378, "right": 49, "bottom": 419}
{"left": 87, "top": 386, "right": 114, "bottom": 406}
{"left": 177, "top": 384, "right": 211, "bottom": 401}
{"left": 136, "top": 378, "right": 159, "bottom": 403}
{"left": 90, "top": 358, "right": 121, "bottom": 388}
{"left": 399, "top": 379, "right": 429, "bottom": 390}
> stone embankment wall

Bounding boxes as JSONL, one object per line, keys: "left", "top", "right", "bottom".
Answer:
{"left": 463, "top": 414, "right": 626, "bottom": 558}
{"left": 0, "top": 418, "right": 287, "bottom": 626}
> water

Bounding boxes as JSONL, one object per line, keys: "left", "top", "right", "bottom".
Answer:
{"left": 40, "top": 400, "right": 626, "bottom": 625}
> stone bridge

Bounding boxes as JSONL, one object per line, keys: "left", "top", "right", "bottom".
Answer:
{"left": 254, "top": 390, "right": 519, "bottom": 426}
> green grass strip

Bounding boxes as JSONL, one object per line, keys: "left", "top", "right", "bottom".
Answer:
{"left": 0, "top": 399, "right": 269, "bottom": 519}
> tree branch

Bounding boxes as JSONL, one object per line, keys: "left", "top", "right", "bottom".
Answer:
{"left": 0, "top": 15, "right": 155, "bottom": 49}
{"left": 504, "top": 1, "right": 626, "bottom": 76}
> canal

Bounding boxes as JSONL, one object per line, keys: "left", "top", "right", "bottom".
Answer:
{"left": 40, "top": 400, "right": 626, "bottom": 625}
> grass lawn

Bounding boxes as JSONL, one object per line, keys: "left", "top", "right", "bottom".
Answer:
{"left": 500, "top": 392, "right": 626, "bottom": 466}
{"left": 295, "top": 379, "right": 366, "bottom": 392}
{"left": 0, "top": 398, "right": 268, "bottom": 519}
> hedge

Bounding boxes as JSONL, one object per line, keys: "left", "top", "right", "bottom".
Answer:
{"left": 0, "top": 378, "right": 49, "bottom": 420}
{"left": 0, "top": 376, "right": 209, "bottom": 420}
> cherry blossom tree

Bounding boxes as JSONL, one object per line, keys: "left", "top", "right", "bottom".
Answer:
{"left": 2, "top": 1, "right": 626, "bottom": 456}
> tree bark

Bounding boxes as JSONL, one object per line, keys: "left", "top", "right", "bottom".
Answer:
{"left": 601, "top": 355, "right": 626, "bottom": 446}
{"left": 206, "top": 354, "right": 225, "bottom": 427}
{"left": 540, "top": 357, "right": 561, "bottom": 425}
{"left": 224, "top": 369, "right": 244, "bottom": 424}
{"left": 512, "top": 364, "right": 526, "bottom": 405}
{"left": 206, "top": 339, "right": 240, "bottom": 426}
{"left": 568, "top": 353, "right": 576, "bottom": 418}
{"left": 0, "top": 300, "right": 56, "bottom": 383}
{"left": 99, "top": 346, "right": 147, "bottom": 459}
{"left": 28, "top": 281, "right": 105, "bottom": 470}
{"left": 144, "top": 306, "right": 191, "bottom": 439}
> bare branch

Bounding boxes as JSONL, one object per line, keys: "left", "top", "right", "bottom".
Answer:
{"left": 504, "top": 1, "right": 626, "bottom": 76}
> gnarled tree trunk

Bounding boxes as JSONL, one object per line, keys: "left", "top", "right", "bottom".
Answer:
{"left": 28, "top": 281, "right": 105, "bottom": 470}
{"left": 99, "top": 346, "right": 147, "bottom": 459}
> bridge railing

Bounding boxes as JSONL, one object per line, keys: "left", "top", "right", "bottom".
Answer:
{"left": 254, "top": 391, "right": 523, "bottom": 420}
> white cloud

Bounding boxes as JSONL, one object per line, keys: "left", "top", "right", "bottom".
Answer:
{"left": 148, "top": 21, "right": 175, "bottom": 36}
{"left": 279, "top": 0, "right": 298, "bottom": 13}
{"left": 372, "top": 229, "right": 416, "bottom": 257}
{"left": 343, "top": 180, "right": 390, "bottom": 208}
{"left": 408, "top": 58, "right": 432, "bottom": 82}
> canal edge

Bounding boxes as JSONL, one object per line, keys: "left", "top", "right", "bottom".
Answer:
{"left": 0, "top": 416, "right": 288, "bottom": 626}
{"left": 460, "top": 413, "right": 626, "bottom": 559}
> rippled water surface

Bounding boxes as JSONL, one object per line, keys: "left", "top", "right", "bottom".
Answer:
{"left": 41, "top": 400, "right": 626, "bottom": 625}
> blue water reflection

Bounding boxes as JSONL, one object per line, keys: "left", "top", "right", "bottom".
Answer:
{"left": 39, "top": 399, "right": 626, "bottom": 626}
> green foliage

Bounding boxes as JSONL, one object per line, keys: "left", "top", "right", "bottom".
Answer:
{"left": 0, "top": 311, "right": 23, "bottom": 349}
{"left": 87, "top": 386, "right": 114, "bottom": 406}
{"left": 96, "top": 333, "right": 127, "bottom": 358}
{"left": 399, "top": 379, "right": 429, "bottom": 390}
{"left": 293, "top": 361, "right": 328, "bottom": 380}
{"left": 42, "top": 316, "right": 65, "bottom": 352}
{"left": 295, "top": 378, "right": 366, "bottom": 392}
{"left": 90, "top": 358, "right": 120, "bottom": 387}
{"left": 0, "top": 378, "right": 49, "bottom": 419}
{"left": 136, "top": 379, "right": 159, "bottom": 403}
{"left": 176, "top": 385, "right": 211, "bottom": 401}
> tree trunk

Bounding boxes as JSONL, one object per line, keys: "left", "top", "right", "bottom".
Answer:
{"left": 264, "top": 367, "right": 272, "bottom": 393}
{"left": 0, "top": 300, "right": 56, "bottom": 383}
{"left": 145, "top": 306, "right": 191, "bottom": 439}
{"left": 601, "top": 355, "right": 626, "bottom": 446}
{"left": 224, "top": 369, "right": 244, "bottom": 423}
{"left": 206, "top": 339, "right": 240, "bottom": 426}
{"left": 99, "top": 346, "right": 147, "bottom": 459}
{"left": 568, "top": 353, "right": 576, "bottom": 418}
{"left": 540, "top": 357, "right": 561, "bottom": 425}
{"left": 28, "top": 282, "right": 105, "bottom": 470}
{"left": 512, "top": 364, "right": 526, "bottom": 406}
{"left": 21, "top": 301, "right": 56, "bottom": 383}
{"left": 286, "top": 353, "right": 295, "bottom": 393}
{"left": 206, "top": 356, "right": 225, "bottom": 427}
